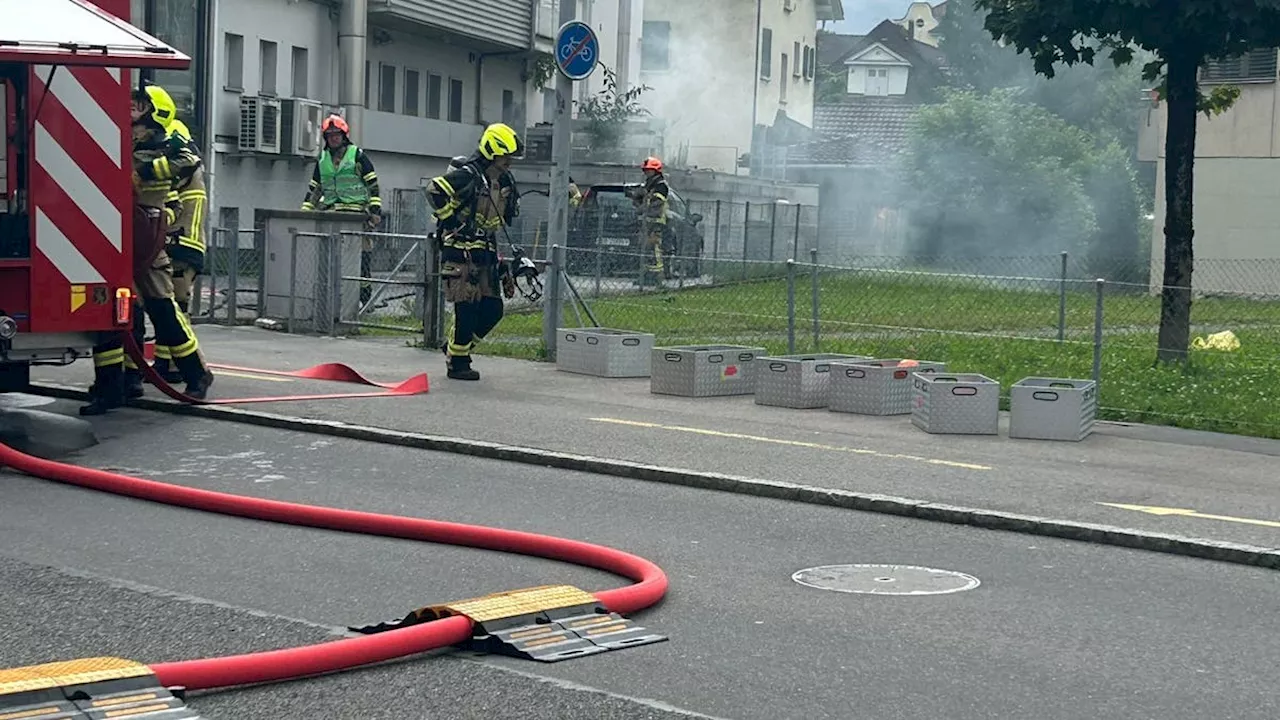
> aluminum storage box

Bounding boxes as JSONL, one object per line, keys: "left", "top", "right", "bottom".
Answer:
{"left": 1008, "top": 377, "right": 1097, "bottom": 441}
{"left": 650, "top": 345, "right": 767, "bottom": 397}
{"left": 754, "top": 354, "right": 871, "bottom": 409}
{"left": 910, "top": 373, "right": 1000, "bottom": 435}
{"left": 829, "top": 359, "right": 947, "bottom": 416}
{"left": 556, "top": 328, "right": 655, "bottom": 378}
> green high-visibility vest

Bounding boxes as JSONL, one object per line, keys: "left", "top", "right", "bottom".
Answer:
{"left": 318, "top": 144, "right": 370, "bottom": 209}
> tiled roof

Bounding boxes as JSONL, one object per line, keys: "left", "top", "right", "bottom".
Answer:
{"left": 788, "top": 98, "right": 920, "bottom": 166}
{"left": 817, "top": 32, "right": 863, "bottom": 68}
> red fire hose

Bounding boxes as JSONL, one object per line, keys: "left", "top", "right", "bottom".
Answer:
{"left": 0, "top": 440, "right": 669, "bottom": 691}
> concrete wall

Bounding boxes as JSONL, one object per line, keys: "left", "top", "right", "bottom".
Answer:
{"left": 1137, "top": 78, "right": 1280, "bottom": 293}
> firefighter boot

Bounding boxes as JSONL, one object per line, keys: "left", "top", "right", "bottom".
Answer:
{"left": 80, "top": 366, "right": 125, "bottom": 416}
{"left": 124, "top": 368, "right": 145, "bottom": 399}
{"left": 174, "top": 353, "right": 215, "bottom": 400}
{"left": 151, "top": 357, "right": 184, "bottom": 384}
{"left": 446, "top": 354, "right": 480, "bottom": 381}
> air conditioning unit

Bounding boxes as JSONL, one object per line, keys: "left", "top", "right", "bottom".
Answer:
{"left": 280, "top": 98, "right": 324, "bottom": 157}
{"left": 238, "top": 95, "right": 282, "bottom": 154}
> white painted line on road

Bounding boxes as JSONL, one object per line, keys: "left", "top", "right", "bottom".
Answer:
{"left": 590, "top": 417, "right": 992, "bottom": 471}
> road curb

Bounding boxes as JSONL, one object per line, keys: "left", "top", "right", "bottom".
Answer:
{"left": 30, "top": 381, "right": 1280, "bottom": 572}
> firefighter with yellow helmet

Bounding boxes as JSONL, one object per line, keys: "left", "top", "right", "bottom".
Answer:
{"left": 81, "top": 80, "right": 215, "bottom": 415}
{"left": 425, "top": 123, "right": 523, "bottom": 381}
{"left": 149, "top": 112, "right": 208, "bottom": 382}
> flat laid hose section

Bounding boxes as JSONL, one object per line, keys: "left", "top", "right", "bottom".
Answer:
{"left": 0, "top": 440, "right": 669, "bottom": 691}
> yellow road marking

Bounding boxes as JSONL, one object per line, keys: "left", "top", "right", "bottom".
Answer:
{"left": 1098, "top": 502, "right": 1280, "bottom": 529}
{"left": 590, "top": 417, "right": 992, "bottom": 471}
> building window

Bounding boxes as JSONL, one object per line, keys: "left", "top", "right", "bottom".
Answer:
{"left": 291, "top": 46, "right": 309, "bottom": 98}
{"left": 379, "top": 63, "right": 397, "bottom": 112}
{"left": 448, "top": 78, "right": 463, "bottom": 123}
{"left": 502, "top": 89, "right": 515, "bottom": 125}
{"left": 218, "top": 207, "right": 240, "bottom": 234}
{"left": 404, "top": 69, "right": 421, "bottom": 116}
{"left": 780, "top": 54, "right": 789, "bottom": 101}
{"left": 259, "top": 40, "right": 277, "bottom": 96}
{"left": 427, "top": 73, "right": 442, "bottom": 119}
{"left": 641, "top": 21, "right": 670, "bottom": 71}
{"left": 224, "top": 33, "right": 244, "bottom": 89}
{"left": 760, "top": 28, "right": 773, "bottom": 79}
{"left": 803, "top": 45, "right": 815, "bottom": 80}
{"left": 793, "top": 41, "right": 802, "bottom": 77}
{"left": 1202, "top": 48, "right": 1278, "bottom": 83}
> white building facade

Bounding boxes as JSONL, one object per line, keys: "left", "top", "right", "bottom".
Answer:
{"left": 637, "top": 0, "right": 843, "bottom": 174}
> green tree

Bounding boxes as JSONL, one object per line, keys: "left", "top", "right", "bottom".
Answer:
{"left": 901, "top": 89, "right": 1101, "bottom": 259}
{"left": 973, "top": 0, "right": 1270, "bottom": 363}
{"left": 575, "top": 65, "right": 652, "bottom": 157}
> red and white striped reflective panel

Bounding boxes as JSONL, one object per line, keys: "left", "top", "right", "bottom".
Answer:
{"left": 29, "top": 64, "right": 130, "bottom": 287}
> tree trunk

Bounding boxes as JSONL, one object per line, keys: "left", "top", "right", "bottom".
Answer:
{"left": 1156, "top": 52, "right": 1200, "bottom": 364}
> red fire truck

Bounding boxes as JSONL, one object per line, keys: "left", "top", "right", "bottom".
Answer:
{"left": 0, "top": 0, "right": 190, "bottom": 392}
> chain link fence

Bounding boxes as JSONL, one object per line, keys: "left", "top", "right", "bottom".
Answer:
{"left": 220, "top": 195, "right": 1280, "bottom": 438}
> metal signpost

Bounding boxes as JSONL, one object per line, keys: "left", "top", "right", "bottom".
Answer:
{"left": 542, "top": 14, "right": 600, "bottom": 361}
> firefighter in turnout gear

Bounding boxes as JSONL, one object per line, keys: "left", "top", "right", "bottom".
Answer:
{"left": 426, "top": 123, "right": 523, "bottom": 381}
{"left": 81, "top": 80, "right": 215, "bottom": 416}
{"left": 302, "top": 114, "right": 382, "bottom": 303}
{"left": 150, "top": 117, "right": 208, "bottom": 383}
{"left": 637, "top": 156, "right": 669, "bottom": 286}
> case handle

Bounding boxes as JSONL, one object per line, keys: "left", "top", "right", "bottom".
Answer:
{"left": 738, "top": 352, "right": 755, "bottom": 361}
{"left": 769, "top": 362, "right": 788, "bottom": 372}
{"left": 1032, "top": 391, "right": 1059, "bottom": 401}
{"left": 622, "top": 337, "right": 641, "bottom": 346}
{"left": 846, "top": 368, "right": 867, "bottom": 378}
{"left": 664, "top": 353, "right": 682, "bottom": 362}
{"left": 708, "top": 354, "right": 724, "bottom": 363}
{"left": 564, "top": 333, "right": 577, "bottom": 342}
{"left": 951, "top": 386, "right": 978, "bottom": 396}
{"left": 586, "top": 336, "right": 599, "bottom": 345}
{"left": 815, "top": 364, "right": 830, "bottom": 373}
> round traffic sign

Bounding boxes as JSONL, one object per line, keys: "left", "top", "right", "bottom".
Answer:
{"left": 555, "top": 20, "right": 600, "bottom": 81}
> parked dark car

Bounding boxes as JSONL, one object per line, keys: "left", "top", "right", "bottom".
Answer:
{"left": 567, "top": 183, "right": 705, "bottom": 278}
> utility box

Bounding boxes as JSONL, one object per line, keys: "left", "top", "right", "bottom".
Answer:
{"left": 911, "top": 373, "right": 1001, "bottom": 435}
{"left": 650, "top": 345, "right": 767, "bottom": 397}
{"left": 830, "top": 359, "right": 947, "bottom": 416}
{"left": 556, "top": 328, "right": 654, "bottom": 377}
{"left": 754, "top": 353, "right": 870, "bottom": 409}
{"left": 259, "top": 210, "right": 368, "bottom": 334}
{"left": 1009, "top": 377, "right": 1097, "bottom": 442}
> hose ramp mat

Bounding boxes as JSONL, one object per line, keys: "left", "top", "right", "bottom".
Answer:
{"left": 350, "top": 584, "right": 668, "bottom": 663}
{"left": 0, "top": 656, "right": 200, "bottom": 718}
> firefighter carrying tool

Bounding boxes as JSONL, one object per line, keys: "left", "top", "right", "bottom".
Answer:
{"left": 301, "top": 114, "right": 381, "bottom": 304}
{"left": 427, "top": 123, "right": 529, "bottom": 381}
{"left": 637, "top": 156, "right": 669, "bottom": 286}
{"left": 149, "top": 107, "right": 207, "bottom": 383}
{"left": 80, "top": 80, "right": 215, "bottom": 416}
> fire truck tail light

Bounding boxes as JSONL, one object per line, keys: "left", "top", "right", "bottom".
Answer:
{"left": 115, "top": 288, "right": 132, "bottom": 326}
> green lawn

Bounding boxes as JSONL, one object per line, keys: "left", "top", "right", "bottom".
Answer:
{"left": 474, "top": 271, "right": 1280, "bottom": 439}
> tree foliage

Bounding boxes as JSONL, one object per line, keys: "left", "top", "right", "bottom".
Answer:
{"left": 575, "top": 65, "right": 653, "bottom": 156}
{"left": 972, "top": 0, "right": 1280, "bottom": 362}
{"left": 902, "top": 88, "right": 1146, "bottom": 266}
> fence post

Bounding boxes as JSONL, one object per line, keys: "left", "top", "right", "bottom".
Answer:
{"left": 287, "top": 229, "right": 298, "bottom": 335}
{"left": 810, "top": 247, "right": 820, "bottom": 351}
{"left": 228, "top": 228, "right": 240, "bottom": 326}
{"left": 1057, "top": 250, "right": 1068, "bottom": 342}
{"left": 791, "top": 204, "right": 802, "bottom": 260}
{"left": 594, "top": 208, "right": 604, "bottom": 296}
{"left": 741, "top": 201, "right": 750, "bottom": 281}
{"left": 255, "top": 228, "right": 267, "bottom": 320}
{"left": 1093, "top": 278, "right": 1104, "bottom": 385}
{"left": 541, "top": 244, "right": 565, "bottom": 361}
{"left": 786, "top": 259, "right": 797, "bottom": 353}
{"left": 712, "top": 199, "right": 721, "bottom": 263}
{"left": 768, "top": 202, "right": 778, "bottom": 262}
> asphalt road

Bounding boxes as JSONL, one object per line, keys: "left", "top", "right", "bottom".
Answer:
{"left": 32, "top": 325, "right": 1280, "bottom": 548}
{"left": 2, "top": 405, "right": 1279, "bottom": 719}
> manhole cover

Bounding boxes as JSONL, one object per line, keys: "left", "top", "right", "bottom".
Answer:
{"left": 0, "top": 393, "right": 56, "bottom": 409}
{"left": 791, "top": 564, "right": 980, "bottom": 596}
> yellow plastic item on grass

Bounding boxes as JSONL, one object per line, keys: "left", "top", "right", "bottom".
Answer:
{"left": 1191, "top": 330, "right": 1241, "bottom": 352}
